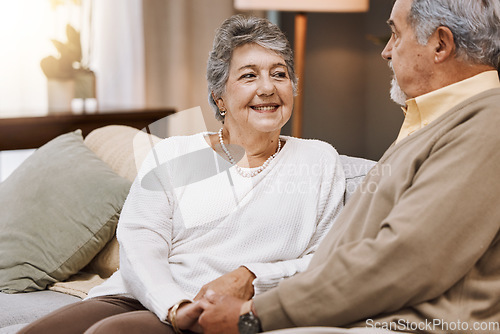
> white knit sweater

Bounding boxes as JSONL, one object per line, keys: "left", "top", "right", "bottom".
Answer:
{"left": 87, "top": 133, "right": 345, "bottom": 321}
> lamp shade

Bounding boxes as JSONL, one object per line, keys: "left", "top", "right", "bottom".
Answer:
{"left": 234, "top": 0, "right": 369, "bottom": 13}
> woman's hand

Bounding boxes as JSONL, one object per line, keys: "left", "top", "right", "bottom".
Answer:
{"left": 194, "top": 266, "right": 256, "bottom": 301}
{"left": 170, "top": 301, "right": 204, "bottom": 333}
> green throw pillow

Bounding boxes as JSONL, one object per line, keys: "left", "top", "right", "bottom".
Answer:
{"left": 0, "top": 130, "right": 131, "bottom": 293}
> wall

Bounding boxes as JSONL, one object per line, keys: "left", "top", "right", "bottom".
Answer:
{"left": 142, "top": 0, "right": 236, "bottom": 133}
{"left": 280, "top": 0, "right": 403, "bottom": 160}
{"left": 364, "top": 0, "right": 405, "bottom": 160}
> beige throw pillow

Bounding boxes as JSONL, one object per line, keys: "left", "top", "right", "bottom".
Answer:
{"left": 82, "top": 125, "right": 162, "bottom": 279}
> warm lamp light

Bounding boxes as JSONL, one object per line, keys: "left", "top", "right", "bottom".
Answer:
{"left": 235, "top": 0, "right": 369, "bottom": 13}
{"left": 234, "top": 0, "right": 370, "bottom": 137}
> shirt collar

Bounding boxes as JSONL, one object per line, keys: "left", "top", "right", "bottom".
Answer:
{"left": 395, "top": 70, "right": 500, "bottom": 145}
{"left": 402, "top": 70, "right": 500, "bottom": 126}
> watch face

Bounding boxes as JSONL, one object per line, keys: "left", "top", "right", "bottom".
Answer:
{"left": 238, "top": 312, "right": 261, "bottom": 334}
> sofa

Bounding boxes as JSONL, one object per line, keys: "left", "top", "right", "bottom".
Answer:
{"left": 0, "top": 125, "right": 376, "bottom": 334}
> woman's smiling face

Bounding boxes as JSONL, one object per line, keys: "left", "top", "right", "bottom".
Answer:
{"left": 218, "top": 43, "right": 294, "bottom": 134}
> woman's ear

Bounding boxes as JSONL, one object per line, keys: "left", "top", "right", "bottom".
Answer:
{"left": 212, "top": 92, "right": 225, "bottom": 110}
{"left": 434, "top": 26, "right": 456, "bottom": 63}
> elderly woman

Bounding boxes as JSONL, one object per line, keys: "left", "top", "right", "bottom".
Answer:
{"left": 20, "top": 15, "right": 345, "bottom": 334}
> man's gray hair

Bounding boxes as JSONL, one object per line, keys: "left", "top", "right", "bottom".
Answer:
{"left": 207, "top": 15, "right": 298, "bottom": 122}
{"left": 407, "top": 0, "right": 500, "bottom": 69}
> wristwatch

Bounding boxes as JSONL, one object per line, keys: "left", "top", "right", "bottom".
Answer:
{"left": 238, "top": 309, "right": 262, "bottom": 334}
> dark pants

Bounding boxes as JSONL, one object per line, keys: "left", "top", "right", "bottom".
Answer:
{"left": 17, "top": 295, "right": 176, "bottom": 334}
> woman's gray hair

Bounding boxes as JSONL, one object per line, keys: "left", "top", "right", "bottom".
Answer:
{"left": 207, "top": 15, "right": 298, "bottom": 122}
{"left": 407, "top": 0, "right": 500, "bottom": 69}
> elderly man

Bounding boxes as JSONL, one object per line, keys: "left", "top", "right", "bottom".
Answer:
{"left": 177, "top": 0, "right": 500, "bottom": 333}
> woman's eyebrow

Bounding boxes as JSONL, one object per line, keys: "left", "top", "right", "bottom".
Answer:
{"left": 238, "top": 63, "right": 287, "bottom": 71}
{"left": 238, "top": 64, "right": 257, "bottom": 71}
{"left": 272, "top": 62, "right": 287, "bottom": 68}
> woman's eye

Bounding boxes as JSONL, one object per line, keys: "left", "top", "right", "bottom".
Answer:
{"left": 273, "top": 71, "right": 288, "bottom": 79}
{"left": 240, "top": 73, "right": 256, "bottom": 79}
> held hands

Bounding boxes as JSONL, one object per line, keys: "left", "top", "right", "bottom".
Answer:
{"left": 171, "top": 291, "right": 248, "bottom": 334}
{"left": 172, "top": 266, "right": 256, "bottom": 333}
{"left": 194, "top": 266, "right": 256, "bottom": 301}
{"left": 198, "top": 290, "right": 247, "bottom": 334}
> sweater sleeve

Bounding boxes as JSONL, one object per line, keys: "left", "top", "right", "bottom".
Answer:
{"left": 243, "top": 147, "right": 345, "bottom": 295}
{"left": 254, "top": 108, "right": 500, "bottom": 330}
{"left": 117, "top": 143, "right": 191, "bottom": 322}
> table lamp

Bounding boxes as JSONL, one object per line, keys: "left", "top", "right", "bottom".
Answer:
{"left": 234, "top": 0, "right": 370, "bottom": 137}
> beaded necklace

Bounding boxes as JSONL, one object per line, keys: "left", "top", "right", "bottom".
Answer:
{"left": 218, "top": 128, "right": 281, "bottom": 178}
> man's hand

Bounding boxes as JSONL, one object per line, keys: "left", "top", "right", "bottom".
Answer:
{"left": 194, "top": 266, "right": 256, "bottom": 301}
{"left": 170, "top": 301, "right": 204, "bottom": 333}
{"left": 198, "top": 290, "right": 246, "bottom": 334}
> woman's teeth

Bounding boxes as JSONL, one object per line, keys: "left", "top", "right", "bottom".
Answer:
{"left": 253, "top": 106, "right": 277, "bottom": 111}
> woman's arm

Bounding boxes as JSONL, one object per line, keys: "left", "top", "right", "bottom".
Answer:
{"left": 117, "top": 144, "right": 191, "bottom": 322}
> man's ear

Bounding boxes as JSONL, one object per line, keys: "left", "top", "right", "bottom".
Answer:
{"left": 434, "top": 26, "right": 456, "bottom": 63}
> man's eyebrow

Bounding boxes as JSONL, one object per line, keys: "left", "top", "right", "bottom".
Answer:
{"left": 387, "top": 19, "right": 399, "bottom": 33}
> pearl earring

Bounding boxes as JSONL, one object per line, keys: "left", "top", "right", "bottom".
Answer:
{"left": 219, "top": 108, "right": 226, "bottom": 116}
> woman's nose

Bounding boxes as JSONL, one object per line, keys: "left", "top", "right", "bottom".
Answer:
{"left": 257, "top": 77, "right": 276, "bottom": 96}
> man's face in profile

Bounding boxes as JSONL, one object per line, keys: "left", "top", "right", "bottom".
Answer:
{"left": 382, "top": 0, "right": 437, "bottom": 104}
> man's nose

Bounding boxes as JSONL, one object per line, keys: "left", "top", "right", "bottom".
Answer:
{"left": 381, "top": 40, "right": 392, "bottom": 60}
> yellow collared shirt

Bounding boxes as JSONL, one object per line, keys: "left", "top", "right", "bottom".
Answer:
{"left": 396, "top": 70, "right": 500, "bottom": 144}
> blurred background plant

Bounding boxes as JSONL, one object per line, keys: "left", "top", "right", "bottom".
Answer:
{"left": 41, "top": 0, "right": 96, "bottom": 111}
{"left": 40, "top": 24, "right": 82, "bottom": 80}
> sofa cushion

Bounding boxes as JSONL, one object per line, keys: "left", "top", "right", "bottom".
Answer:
{"left": 0, "top": 323, "right": 28, "bottom": 334}
{"left": 0, "top": 290, "right": 80, "bottom": 329}
{"left": 0, "top": 130, "right": 132, "bottom": 293}
{"left": 340, "top": 155, "right": 376, "bottom": 203}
